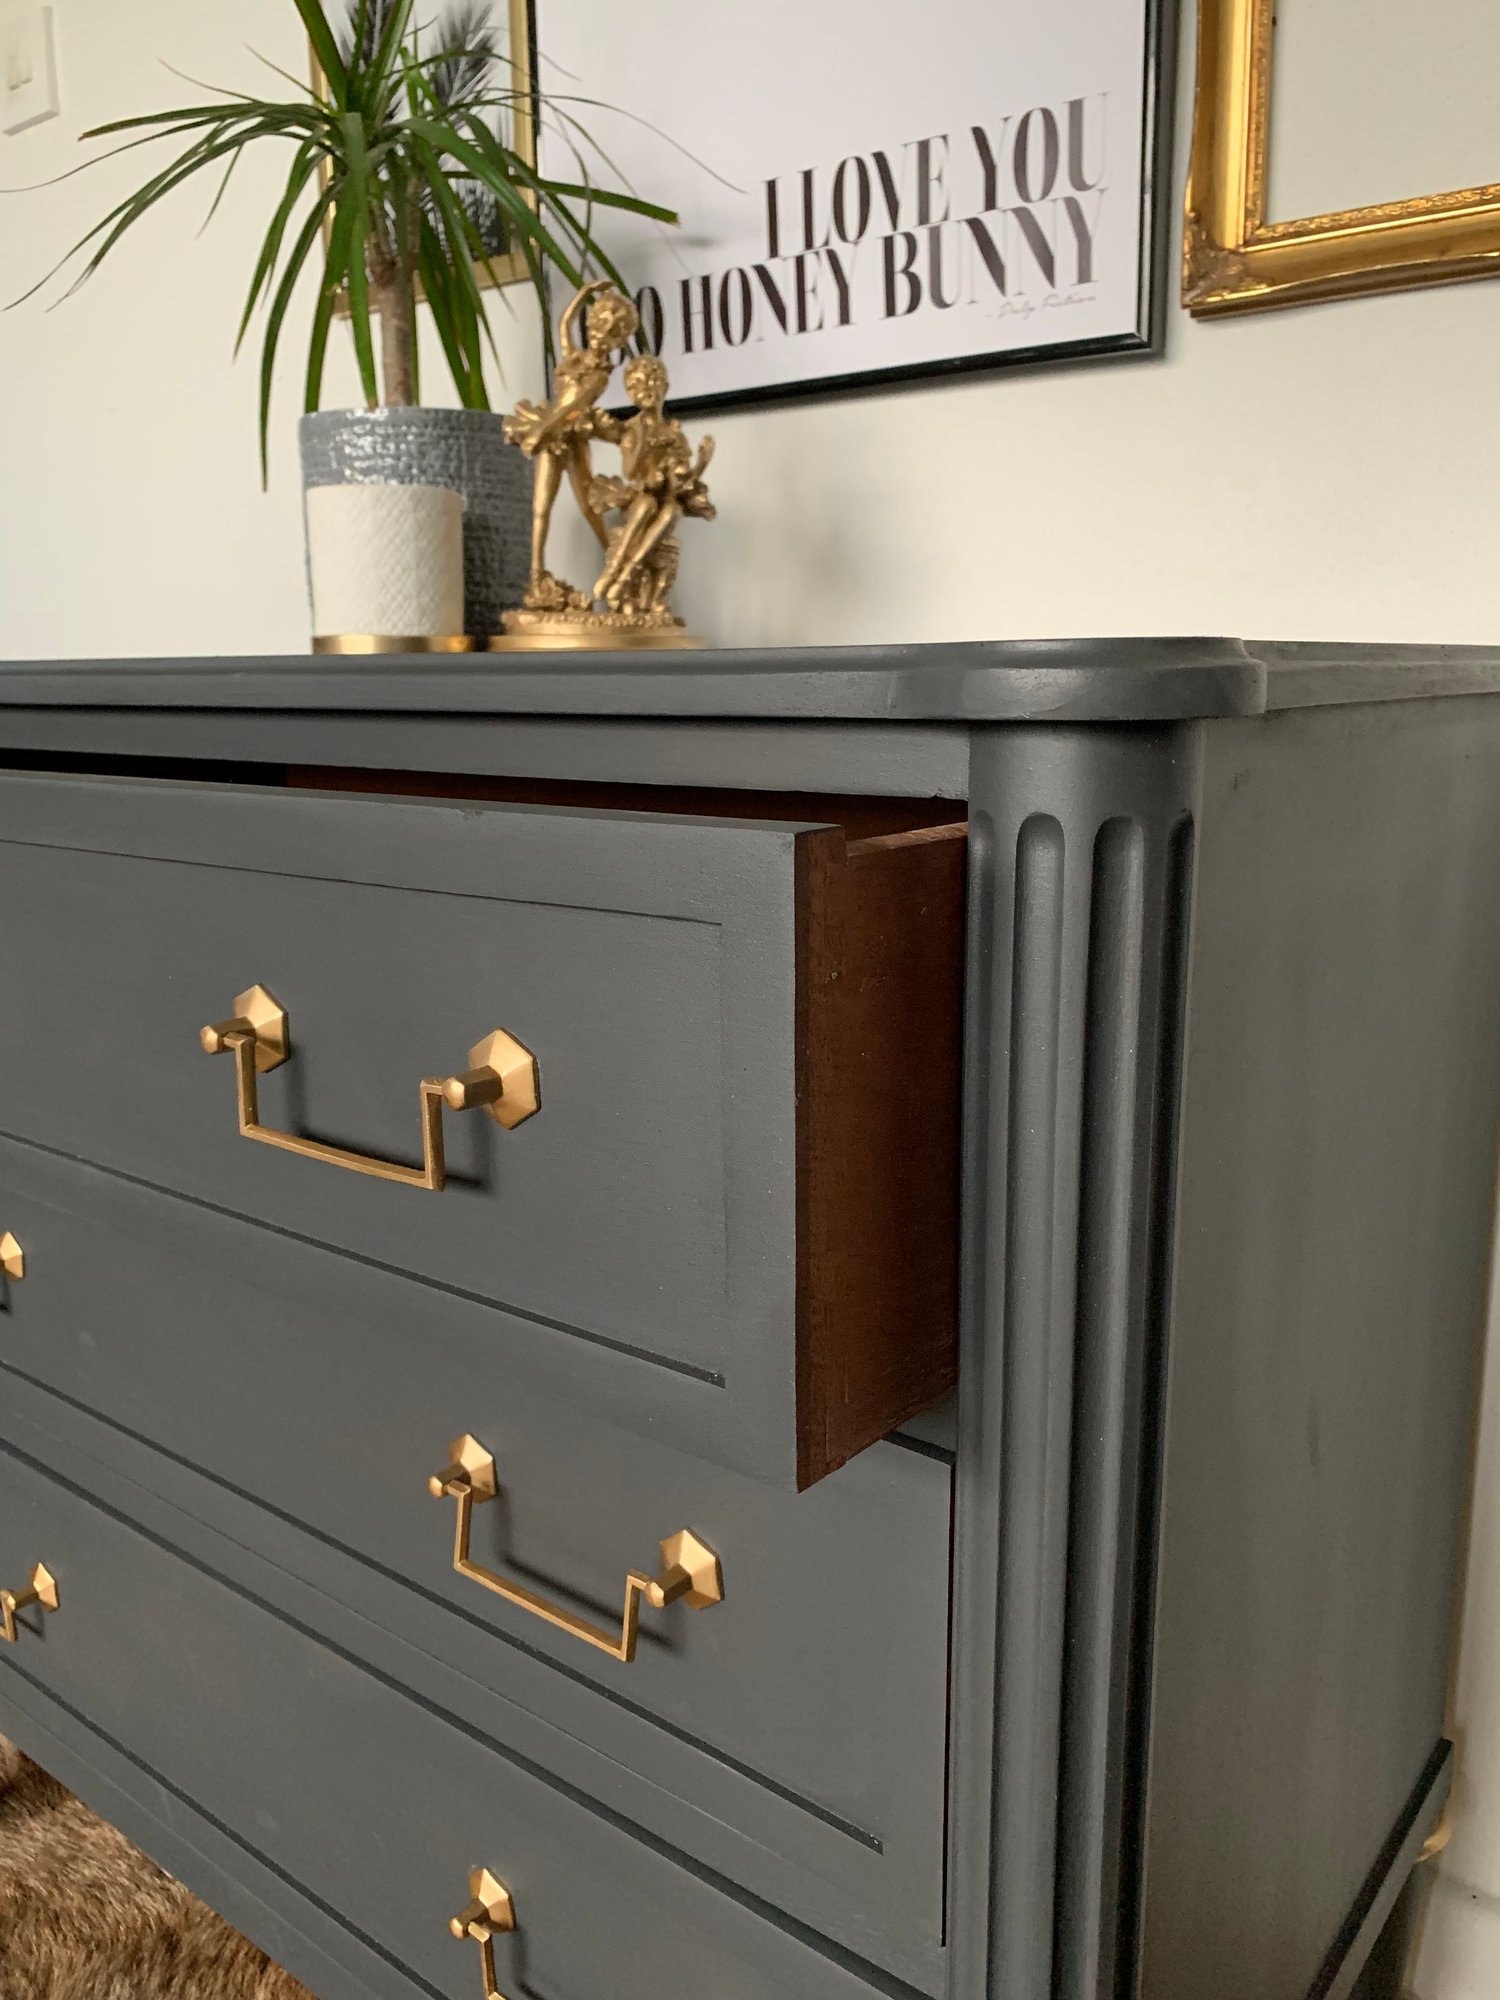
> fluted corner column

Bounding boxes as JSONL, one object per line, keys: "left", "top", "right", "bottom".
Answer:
{"left": 945, "top": 722, "right": 1201, "bottom": 2000}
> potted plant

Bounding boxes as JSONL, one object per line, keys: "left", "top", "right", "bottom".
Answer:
{"left": 24, "top": 0, "right": 672, "bottom": 649}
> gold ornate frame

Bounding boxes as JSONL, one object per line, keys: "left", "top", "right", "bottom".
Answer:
{"left": 313, "top": 0, "right": 537, "bottom": 297}
{"left": 1183, "top": 0, "right": 1500, "bottom": 315}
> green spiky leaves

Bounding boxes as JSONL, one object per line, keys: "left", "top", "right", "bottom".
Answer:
{"left": 23, "top": 0, "right": 675, "bottom": 483}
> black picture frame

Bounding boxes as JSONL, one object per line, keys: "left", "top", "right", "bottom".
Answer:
{"left": 534, "top": 0, "right": 1179, "bottom": 418}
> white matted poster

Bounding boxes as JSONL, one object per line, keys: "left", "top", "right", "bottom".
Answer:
{"left": 533, "top": 0, "right": 1172, "bottom": 412}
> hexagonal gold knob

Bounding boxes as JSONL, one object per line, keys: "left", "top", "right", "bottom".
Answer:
{"left": 450, "top": 1866, "right": 515, "bottom": 1943}
{"left": 443, "top": 1030, "right": 541, "bottom": 1130}
{"left": 199, "top": 984, "right": 290, "bottom": 1072}
{"left": 1, "top": 1564, "right": 58, "bottom": 1644}
{"left": 450, "top": 1868, "right": 516, "bottom": 2000}
{"left": 0, "top": 1233, "right": 23, "bottom": 1282}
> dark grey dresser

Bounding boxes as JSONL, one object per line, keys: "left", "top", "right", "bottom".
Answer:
{"left": 0, "top": 640, "right": 1497, "bottom": 2000}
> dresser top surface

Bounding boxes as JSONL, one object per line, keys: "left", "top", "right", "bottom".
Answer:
{"left": 1, "top": 639, "right": 1498, "bottom": 724}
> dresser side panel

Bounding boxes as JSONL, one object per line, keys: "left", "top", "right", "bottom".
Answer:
{"left": 1139, "top": 698, "right": 1500, "bottom": 2000}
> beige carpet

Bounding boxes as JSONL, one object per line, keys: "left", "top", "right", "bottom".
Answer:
{"left": 0, "top": 1738, "right": 312, "bottom": 2000}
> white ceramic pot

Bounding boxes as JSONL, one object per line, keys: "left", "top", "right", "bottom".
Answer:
{"left": 299, "top": 407, "right": 530, "bottom": 646}
{"left": 304, "top": 481, "right": 465, "bottom": 652}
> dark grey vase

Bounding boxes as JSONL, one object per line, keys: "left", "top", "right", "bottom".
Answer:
{"left": 299, "top": 408, "right": 530, "bottom": 642}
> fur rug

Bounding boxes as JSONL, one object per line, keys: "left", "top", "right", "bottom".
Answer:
{"left": 0, "top": 1738, "right": 312, "bottom": 2000}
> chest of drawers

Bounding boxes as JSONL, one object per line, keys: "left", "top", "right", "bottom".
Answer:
{"left": 0, "top": 639, "right": 1496, "bottom": 2000}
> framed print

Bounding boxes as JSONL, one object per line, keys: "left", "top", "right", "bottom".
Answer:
{"left": 534, "top": 0, "right": 1174, "bottom": 414}
{"left": 315, "top": 0, "right": 538, "bottom": 293}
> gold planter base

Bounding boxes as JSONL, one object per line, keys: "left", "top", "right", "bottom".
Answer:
{"left": 312, "top": 634, "right": 476, "bottom": 656}
{"left": 490, "top": 614, "right": 706, "bottom": 654}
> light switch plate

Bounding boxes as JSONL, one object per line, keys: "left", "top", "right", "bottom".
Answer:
{"left": 1, "top": 5, "right": 59, "bottom": 136}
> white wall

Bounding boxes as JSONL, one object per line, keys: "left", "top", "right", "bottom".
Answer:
{"left": 2, "top": 3, "right": 1500, "bottom": 1992}
{"left": 2, "top": 0, "right": 1499, "bottom": 658}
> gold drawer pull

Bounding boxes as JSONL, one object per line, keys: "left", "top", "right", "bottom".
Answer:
{"left": 1, "top": 1565, "right": 58, "bottom": 1644}
{"left": 0, "top": 1233, "right": 22, "bottom": 1281}
{"left": 200, "top": 986, "right": 539, "bottom": 1191}
{"left": 450, "top": 1868, "right": 516, "bottom": 2000}
{"left": 429, "top": 1435, "right": 724, "bottom": 1663}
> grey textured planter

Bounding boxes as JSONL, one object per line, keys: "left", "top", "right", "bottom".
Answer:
{"left": 299, "top": 408, "right": 530, "bottom": 642}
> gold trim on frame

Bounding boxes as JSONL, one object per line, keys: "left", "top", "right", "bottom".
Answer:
{"left": 1184, "top": 0, "right": 1500, "bottom": 316}
{"left": 312, "top": 0, "right": 537, "bottom": 302}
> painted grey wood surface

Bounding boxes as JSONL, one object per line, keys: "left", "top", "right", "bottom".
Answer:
{"left": 0, "top": 709, "right": 974, "bottom": 800}
{"left": 1252, "top": 639, "right": 1500, "bottom": 712}
{"left": 5, "top": 640, "right": 1500, "bottom": 725}
{"left": 1136, "top": 696, "right": 1500, "bottom": 2000}
{"left": 0, "top": 1367, "right": 946, "bottom": 1992}
{"left": 1314, "top": 1746, "right": 1450, "bottom": 2000}
{"left": 0, "top": 1137, "right": 950, "bottom": 1959}
{"left": 0, "top": 1440, "right": 907, "bottom": 2000}
{"left": 5, "top": 654, "right": 1500, "bottom": 2000}
{"left": 0, "top": 772, "right": 846, "bottom": 1486}
{"left": 0, "top": 639, "right": 1266, "bottom": 721}
{"left": 944, "top": 723, "right": 1199, "bottom": 2000}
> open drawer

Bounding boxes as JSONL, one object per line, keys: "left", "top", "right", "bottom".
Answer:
{"left": 0, "top": 772, "right": 963, "bottom": 1487}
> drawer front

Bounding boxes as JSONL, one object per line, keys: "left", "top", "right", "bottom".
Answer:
{"left": 0, "top": 772, "right": 961, "bottom": 1488}
{"left": 0, "top": 1442, "right": 902, "bottom": 2000}
{"left": 0, "top": 1139, "right": 951, "bottom": 1957}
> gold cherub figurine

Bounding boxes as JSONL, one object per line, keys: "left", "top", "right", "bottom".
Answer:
{"left": 494, "top": 282, "right": 714, "bottom": 652}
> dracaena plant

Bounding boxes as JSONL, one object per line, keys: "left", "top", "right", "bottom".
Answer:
{"left": 21, "top": 0, "right": 670, "bottom": 478}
